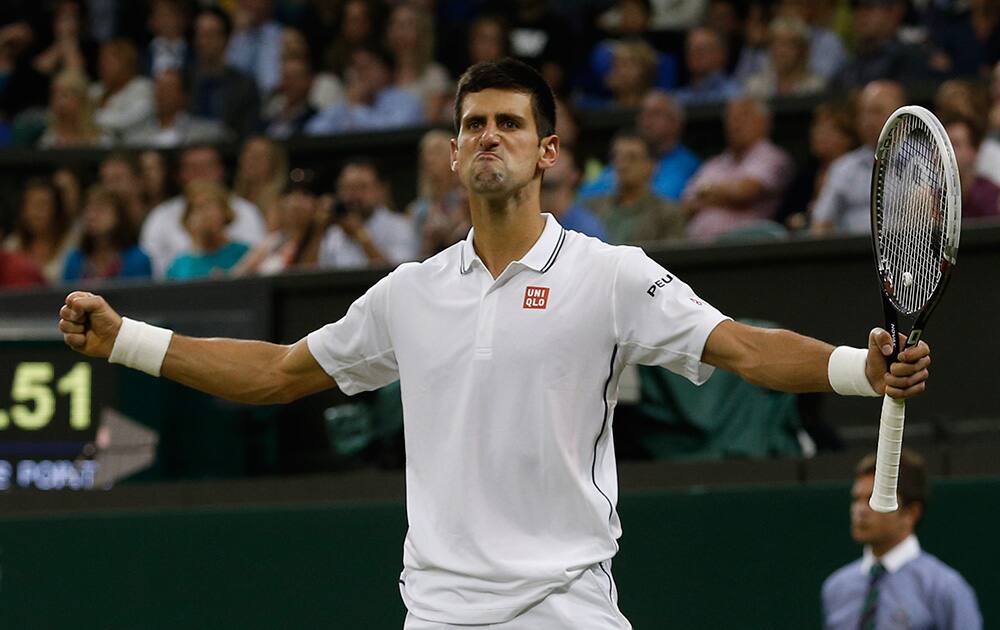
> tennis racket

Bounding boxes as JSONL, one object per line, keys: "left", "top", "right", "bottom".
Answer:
{"left": 869, "top": 106, "right": 961, "bottom": 513}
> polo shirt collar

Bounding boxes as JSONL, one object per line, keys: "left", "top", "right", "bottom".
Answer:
{"left": 861, "top": 535, "right": 921, "bottom": 574}
{"left": 460, "top": 213, "right": 566, "bottom": 275}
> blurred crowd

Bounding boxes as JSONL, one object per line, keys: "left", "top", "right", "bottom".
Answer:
{"left": 2, "top": 0, "right": 1000, "bottom": 290}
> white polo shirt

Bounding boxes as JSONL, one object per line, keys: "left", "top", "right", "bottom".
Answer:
{"left": 306, "top": 214, "right": 729, "bottom": 624}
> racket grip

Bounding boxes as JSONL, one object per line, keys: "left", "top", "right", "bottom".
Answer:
{"left": 870, "top": 394, "right": 906, "bottom": 513}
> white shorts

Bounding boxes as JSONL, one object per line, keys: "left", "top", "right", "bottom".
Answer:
{"left": 402, "top": 561, "right": 632, "bottom": 630}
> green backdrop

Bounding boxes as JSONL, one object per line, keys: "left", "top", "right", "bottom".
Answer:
{"left": 1, "top": 479, "right": 994, "bottom": 629}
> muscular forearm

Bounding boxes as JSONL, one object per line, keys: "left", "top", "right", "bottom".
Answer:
{"left": 704, "top": 321, "right": 834, "bottom": 393}
{"left": 161, "top": 336, "right": 330, "bottom": 405}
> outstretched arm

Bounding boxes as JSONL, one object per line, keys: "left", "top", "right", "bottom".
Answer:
{"left": 701, "top": 320, "right": 930, "bottom": 399}
{"left": 59, "top": 291, "right": 337, "bottom": 405}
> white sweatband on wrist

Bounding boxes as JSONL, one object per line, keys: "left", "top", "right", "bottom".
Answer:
{"left": 108, "top": 317, "right": 174, "bottom": 377}
{"left": 828, "top": 346, "right": 879, "bottom": 397}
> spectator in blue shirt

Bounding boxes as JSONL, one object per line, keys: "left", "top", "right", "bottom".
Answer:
{"left": 541, "top": 147, "right": 607, "bottom": 241}
{"left": 822, "top": 450, "right": 982, "bottom": 630}
{"left": 225, "top": 0, "right": 283, "bottom": 97}
{"left": 306, "top": 46, "right": 424, "bottom": 136}
{"left": 63, "top": 184, "right": 151, "bottom": 284}
{"left": 579, "top": 90, "right": 700, "bottom": 201}
{"left": 167, "top": 180, "right": 250, "bottom": 280}
{"left": 674, "top": 26, "right": 740, "bottom": 105}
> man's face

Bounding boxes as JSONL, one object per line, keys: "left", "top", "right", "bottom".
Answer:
{"left": 195, "top": 14, "right": 228, "bottom": 62}
{"left": 149, "top": 1, "right": 186, "bottom": 39}
{"left": 947, "top": 123, "right": 978, "bottom": 185}
{"left": 451, "top": 89, "right": 556, "bottom": 200}
{"left": 154, "top": 70, "right": 186, "bottom": 117}
{"left": 346, "top": 50, "right": 390, "bottom": 100}
{"left": 337, "top": 165, "right": 382, "bottom": 214}
{"left": 612, "top": 137, "right": 654, "bottom": 190}
{"left": 850, "top": 474, "right": 916, "bottom": 546}
{"left": 638, "top": 93, "right": 680, "bottom": 151}
{"left": 686, "top": 28, "right": 725, "bottom": 78}
{"left": 725, "top": 100, "right": 766, "bottom": 151}
{"left": 858, "top": 83, "right": 904, "bottom": 146}
{"left": 100, "top": 160, "right": 139, "bottom": 197}
{"left": 280, "top": 59, "right": 312, "bottom": 103}
{"left": 179, "top": 148, "right": 225, "bottom": 185}
{"left": 853, "top": 2, "right": 901, "bottom": 43}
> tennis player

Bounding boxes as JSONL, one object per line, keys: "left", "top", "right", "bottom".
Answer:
{"left": 59, "top": 59, "right": 931, "bottom": 629}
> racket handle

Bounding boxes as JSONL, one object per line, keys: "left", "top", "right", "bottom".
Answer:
{"left": 870, "top": 394, "right": 906, "bottom": 513}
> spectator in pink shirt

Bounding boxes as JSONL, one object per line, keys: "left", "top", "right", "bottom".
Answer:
{"left": 682, "top": 96, "right": 794, "bottom": 241}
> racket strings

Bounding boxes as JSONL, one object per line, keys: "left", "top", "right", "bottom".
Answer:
{"left": 877, "top": 115, "right": 947, "bottom": 315}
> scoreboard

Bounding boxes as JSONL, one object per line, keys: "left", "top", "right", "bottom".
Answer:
{"left": 0, "top": 341, "right": 149, "bottom": 491}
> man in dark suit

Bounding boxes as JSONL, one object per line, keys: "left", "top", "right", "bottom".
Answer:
{"left": 187, "top": 7, "right": 259, "bottom": 137}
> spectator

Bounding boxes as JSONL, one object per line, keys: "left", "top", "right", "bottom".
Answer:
{"left": 62, "top": 184, "right": 151, "bottom": 283}
{"left": 91, "top": 39, "right": 155, "bottom": 140}
{"left": 833, "top": 0, "right": 932, "bottom": 89}
{"left": 540, "top": 147, "right": 607, "bottom": 241}
{"left": 318, "top": 160, "right": 417, "bottom": 269}
{"left": 3, "top": 177, "right": 76, "bottom": 284}
{"left": 585, "top": 130, "right": 684, "bottom": 244}
{"left": 99, "top": 151, "right": 148, "bottom": 229}
{"left": 279, "top": 27, "right": 343, "bottom": 111}
{"left": 0, "top": 232, "right": 45, "bottom": 289}
{"left": 189, "top": 7, "right": 260, "bottom": 137}
{"left": 407, "top": 130, "right": 470, "bottom": 257}
{"left": 583, "top": 0, "right": 679, "bottom": 104}
{"left": 604, "top": 38, "right": 660, "bottom": 109}
{"left": 778, "top": 101, "right": 858, "bottom": 230}
{"left": 305, "top": 46, "right": 424, "bottom": 135}
{"left": 225, "top": 0, "right": 283, "bottom": 97}
{"left": 945, "top": 116, "right": 1000, "bottom": 220}
{"left": 166, "top": 180, "right": 250, "bottom": 280}
{"left": 674, "top": 27, "right": 740, "bottom": 105}
{"left": 812, "top": 80, "right": 906, "bottom": 235}
{"left": 927, "top": 0, "right": 1000, "bottom": 79}
{"left": 821, "top": 451, "right": 982, "bottom": 630}
{"left": 385, "top": 2, "right": 451, "bottom": 122}
{"left": 126, "top": 68, "right": 229, "bottom": 148}
{"left": 234, "top": 171, "right": 324, "bottom": 276}
{"left": 934, "top": 79, "right": 991, "bottom": 131}
{"left": 467, "top": 15, "right": 510, "bottom": 67}
{"left": 263, "top": 56, "right": 318, "bottom": 139}
{"left": 234, "top": 136, "right": 288, "bottom": 232}
{"left": 139, "top": 149, "right": 173, "bottom": 210}
{"left": 579, "top": 90, "right": 700, "bottom": 202}
{"left": 144, "top": 0, "right": 193, "bottom": 76}
{"left": 506, "top": 0, "right": 575, "bottom": 95}
{"left": 732, "top": 2, "right": 773, "bottom": 84}
{"left": 774, "top": 0, "right": 847, "bottom": 82}
{"left": 0, "top": 4, "right": 52, "bottom": 120}
{"left": 705, "top": 0, "right": 749, "bottom": 73}
{"left": 682, "top": 97, "right": 794, "bottom": 242}
{"left": 141, "top": 144, "right": 266, "bottom": 277}
{"left": 32, "top": 0, "right": 98, "bottom": 79}
{"left": 744, "top": 17, "right": 826, "bottom": 99}
{"left": 52, "top": 167, "right": 83, "bottom": 222}
{"left": 39, "top": 68, "right": 108, "bottom": 148}
{"left": 322, "top": 0, "right": 380, "bottom": 76}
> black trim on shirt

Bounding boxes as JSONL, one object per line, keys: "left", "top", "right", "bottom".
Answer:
{"left": 591, "top": 344, "right": 618, "bottom": 523}
{"left": 540, "top": 228, "right": 566, "bottom": 273}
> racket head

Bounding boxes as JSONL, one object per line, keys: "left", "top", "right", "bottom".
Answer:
{"left": 870, "top": 105, "right": 962, "bottom": 329}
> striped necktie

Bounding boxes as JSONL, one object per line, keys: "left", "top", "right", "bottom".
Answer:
{"left": 858, "top": 562, "right": 887, "bottom": 630}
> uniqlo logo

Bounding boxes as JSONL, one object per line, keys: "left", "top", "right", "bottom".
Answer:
{"left": 523, "top": 286, "right": 550, "bottom": 309}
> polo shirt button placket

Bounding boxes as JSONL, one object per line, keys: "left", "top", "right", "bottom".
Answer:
{"left": 474, "top": 282, "right": 499, "bottom": 361}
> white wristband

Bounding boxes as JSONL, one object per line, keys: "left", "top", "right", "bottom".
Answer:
{"left": 828, "top": 346, "right": 879, "bottom": 397}
{"left": 108, "top": 317, "right": 174, "bottom": 377}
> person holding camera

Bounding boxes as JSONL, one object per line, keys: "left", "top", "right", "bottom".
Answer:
{"left": 318, "top": 159, "right": 418, "bottom": 269}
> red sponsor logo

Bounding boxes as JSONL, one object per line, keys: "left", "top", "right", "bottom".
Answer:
{"left": 523, "top": 286, "right": 550, "bottom": 309}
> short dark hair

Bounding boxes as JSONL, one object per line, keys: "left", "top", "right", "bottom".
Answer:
{"left": 942, "top": 114, "right": 984, "bottom": 149}
{"left": 856, "top": 449, "right": 929, "bottom": 512}
{"left": 199, "top": 6, "right": 232, "bottom": 38}
{"left": 454, "top": 58, "right": 557, "bottom": 139}
{"left": 610, "top": 128, "right": 656, "bottom": 160}
{"left": 339, "top": 157, "right": 383, "bottom": 182}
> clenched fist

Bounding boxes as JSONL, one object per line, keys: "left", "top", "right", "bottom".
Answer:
{"left": 59, "top": 291, "right": 122, "bottom": 359}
